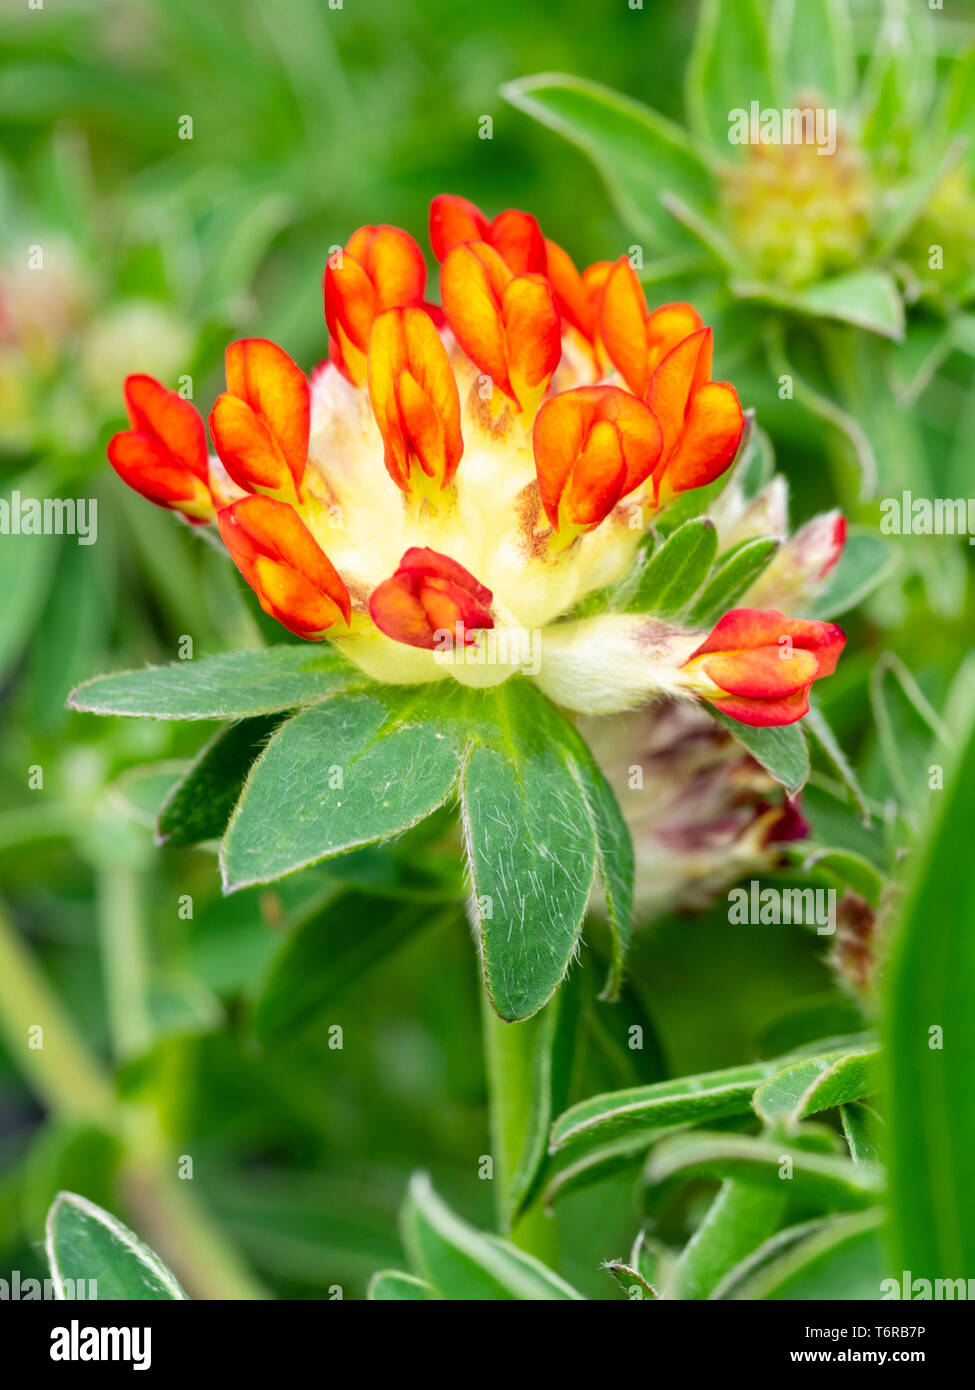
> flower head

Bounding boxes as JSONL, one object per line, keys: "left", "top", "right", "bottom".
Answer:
{"left": 105, "top": 194, "right": 845, "bottom": 732}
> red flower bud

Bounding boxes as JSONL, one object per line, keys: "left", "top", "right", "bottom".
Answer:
{"left": 682, "top": 607, "right": 846, "bottom": 726}
{"left": 107, "top": 375, "right": 213, "bottom": 523}
{"left": 369, "top": 547, "right": 493, "bottom": 650}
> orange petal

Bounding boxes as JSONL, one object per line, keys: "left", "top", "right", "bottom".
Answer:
{"left": 369, "top": 546, "right": 493, "bottom": 650}
{"left": 533, "top": 385, "right": 662, "bottom": 529}
{"left": 209, "top": 338, "right": 309, "bottom": 499}
{"left": 123, "top": 375, "right": 208, "bottom": 480}
{"left": 646, "top": 328, "right": 713, "bottom": 457}
{"left": 659, "top": 381, "right": 744, "bottom": 501}
{"left": 645, "top": 301, "right": 704, "bottom": 377}
{"left": 708, "top": 688, "right": 813, "bottom": 727}
{"left": 429, "top": 195, "right": 545, "bottom": 275}
{"left": 687, "top": 609, "right": 847, "bottom": 678}
{"left": 440, "top": 241, "right": 515, "bottom": 401}
{"left": 217, "top": 496, "right": 351, "bottom": 639}
{"left": 544, "top": 238, "right": 596, "bottom": 342}
{"left": 489, "top": 208, "right": 546, "bottom": 274}
{"left": 324, "top": 224, "right": 426, "bottom": 385}
{"left": 598, "top": 257, "right": 652, "bottom": 395}
{"left": 502, "top": 272, "right": 561, "bottom": 409}
{"left": 429, "top": 194, "right": 490, "bottom": 262}
{"left": 107, "top": 430, "right": 213, "bottom": 520}
{"left": 702, "top": 645, "right": 820, "bottom": 699}
{"left": 367, "top": 307, "right": 463, "bottom": 493}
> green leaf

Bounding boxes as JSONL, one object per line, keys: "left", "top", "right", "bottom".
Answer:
{"left": 803, "top": 702, "right": 870, "bottom": 820}
{"left": 771, "top": 0, "right": 855, "bottom": 108}
{"left": 549, "top": 1059, "right": 781, "bottom": 1154}
{"left": 671, "top": 1179, "right": 789, "bottom": 1300}
{"left": 859, "top": 0, "right": 935, "bottom": 152}
{"left": 886, "top": 318, "right": 956, "bottom": 407}
{"left": 603, "top": 1259, "right": 656, "bottom": 1301}
{"left": 400, "top": 1173, "right": 584, "bottom": 1300}
{"left": 569, "top": 739, "right": 634, "bottom": 1002}
{"left": 734, "top": 271, "right": 906, "bottom": 341}
{"left": 686, "top": 0, "right": 779, "bottom": 155}
{"left": 367, "top": 1269, "right": 433, "bottom": 1300}
{"left": 804, "top": 529, "right": 898, "bottom": 620}
{"left": 543, "top": 1131, "right": 660, "bottom": 1209}
{"left": 0, "top": 477, "right": 58, "bottom": 684}
{"left": 502, "top": 73, "right": 714, "bottom": 251}
{"left": 840, "top": 1103, "right": 885, "bottom": 1166}
{"left": 623, "top": 518, "right": 718, "bottom": 617}
{"left": 712, "top": 1209, "right": 888, "bottom": 1299}
{"left": 462, "top": 683, "right": 599, "bottom": 1022}
{"left": 886, "top": 661, "right": 975, "bottom": 1286}
{"left": 752, "top": 1046, "right": 881, "bottom": 1131}
{"left": 790, "top": 847, "right": 884, "bottom": 906}
{"left": 687, "top": 537, "right": 780, "bottom": 626}
{"left": 869, "top": 653, "right": 946, "bottom": 817}
{"left": 708, "top": 710, "right": 810, "bottom": 796}
{"left": 221, "top": 690, "right": 464, "bottom": 890}
{"left": 254, "top": 889, "right": 450, "bottom": 1047}
{"left": 646, "top": 1132, "right": 885, "bottom": 1210}
{"left": 157, "top": 715, "right": 283, "bottom": 847}
{"left": 45, "top": 1191, "right": 187, "bottom": 1300}
{"left": 68, "top": 646, "right": 357, "bottom": 720}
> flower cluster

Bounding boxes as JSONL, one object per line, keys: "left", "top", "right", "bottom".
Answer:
{"left": 106, "top": 194, "right": 845, "bottom": 728}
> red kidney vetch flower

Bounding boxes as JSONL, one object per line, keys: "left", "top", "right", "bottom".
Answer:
{"left": 370, "top": 547, "right": 493, "bottom": 651}
{"left": 209, "top": 338, "right": 310, "bottom": 501}
{"left": 679, "top": 609, "right": 847, "bottom": 725}
{"left": 104, "top": 193, "right": 847, "bottom": 729}
{"left": 218, "top": 495, "right": 351, "bottom": 640}
{"left": 107, "top": 375, "right": 214, "bottom": 523}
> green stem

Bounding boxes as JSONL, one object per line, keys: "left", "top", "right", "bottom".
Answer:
{"left": 480, "top": 993, "right": 559, "bottom": 1266}
{"left": 0, "top": 899, "right": 265, "bottom": 1299}
{"left": 96, "top": 867, "right": 152, "bottom": 1063}
{"left": 0, "top": 902, "right": 117, "bottom": 1127}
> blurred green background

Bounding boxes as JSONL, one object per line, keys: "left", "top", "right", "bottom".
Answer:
{"left": 0, "top": 0, "right": 972, "bottom": 1299}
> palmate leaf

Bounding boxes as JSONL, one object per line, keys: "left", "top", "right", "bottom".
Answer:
{"left": 212, "top": 676, "right": 632, "bottom": 1022}
{"left": 686, "top": 536, "right": 780, "bottom": 626}
{"left": 45, "top": 1192, "right": 187, "bottom": 1300}
{"left": 550, "top": 1059, "right": 781, "bottom": 1154}
{"left": 72, "top": 636, "right": 634, "bottom": 1022}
